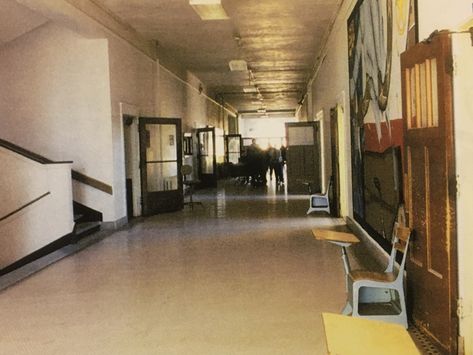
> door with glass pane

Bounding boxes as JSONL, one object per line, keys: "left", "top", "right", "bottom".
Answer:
{"left": 225, "top": 134, "right": 242, "bottom": 164}
{"left": 401, "top": 32, "right": 457, "bottom": 353}
{"left": 139, "top": 117, "right": 183, "bottom": 215}
{"left": 196, "top": 127, "right": 217, "bottom": 187}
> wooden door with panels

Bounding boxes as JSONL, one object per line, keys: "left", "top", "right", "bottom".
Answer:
{"left": 285, "top": 121, "right": 321, "bottom": 194}
{"left": 401, "top": 32, "right": 458, "bottom": 353}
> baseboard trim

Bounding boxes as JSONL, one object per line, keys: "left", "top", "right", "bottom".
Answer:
{"left": 0, "top": 232, "right": 75, "bottom": 276}
{"left": 0, "top": 229, "right": 113, "bottom": 292}
{"left": 102, "top": 216, "right": 128, "bottom": 230}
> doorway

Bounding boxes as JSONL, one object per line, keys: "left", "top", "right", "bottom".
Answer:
{"left": 225, "top": 134, "right": 242, "bottom": 164}
{"left": 123, "top": 115, "right": 142, "bottom": 219}
{"left": 196, "top": 127, "right": 225, "bottom": 187}
{"left": 330, "top": 107, "right": 341, "bottom": 217}
{"left": 139, "top": 117, "right": 183, "bottom": 215}
{"left": 285, "top": 121, "right": 321, "bottom": 194}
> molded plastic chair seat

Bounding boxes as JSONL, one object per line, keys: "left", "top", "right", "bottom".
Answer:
{"left": 307, "top": 176, "right": 332, "bottom": 215}
{"left": 349, "top": 270, "right": 396, "bottom": 283}
{"left": 343, "top": 210, "right": 411, "bottom": 329}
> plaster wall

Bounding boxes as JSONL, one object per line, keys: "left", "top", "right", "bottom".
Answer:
{"left": 156, "top": 64, "right": 186, "bottom": 120}
{"left": 0, "top": 21, "right": 115, "bottom": 220}
{"left": 452, "top": 30, "right": 473, "bottom": 355}
{"left": 417, "top": 0, "right": 473, "bottom": 40}
{"left": 0, "top": 147, "right": 73, "bottom": 269}
{"left": 185, "top": 71, "right": 208, "bottom": 131}
{"left": 107, "top": 35, "right": 157, "bottom": 221}
{"left": 310, "top": 0, "right": 356, "bottom": 218}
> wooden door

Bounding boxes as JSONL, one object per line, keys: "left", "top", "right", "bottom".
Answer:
{"left": 285, "top": 122, "right": 321, "bottom": 194}
{"left": 139, "top": 117, "right": 183, "bottom": 215}
{"left": 401, "top": 32, "right": 458, "bottom": 353}
{"left": 197, "top": 127, "right": 217, "bottom": 188}
{"left": 330, "top": 107, "right": 341, "bottom": 217}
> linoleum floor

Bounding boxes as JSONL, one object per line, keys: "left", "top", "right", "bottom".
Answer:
{"left": 0, "top": 180, "right": 348, "bottom": 354}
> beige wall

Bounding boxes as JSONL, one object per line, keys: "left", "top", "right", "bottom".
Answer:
{"left": 310, "top": 0, "right": 355, "bottom": 218}
{"left": 156, "top": 64, "right": 186, "bottom": 119}
{"left": 184, "top": 71, "right": 208, "bottom": 131}
{"left": 0, "top": 147, "right": 74, "bottom": 268}
{"left": 0, "top": 21, "right": 116, "bottom": 220}
{"left": 418, "top": 0, "right": 472, "bottom": 40}
{"left": 453, "top": 23, "right": 473, "bottom": 355}
{"left": 107, "top": 34, "right": 157, "bottom": 221}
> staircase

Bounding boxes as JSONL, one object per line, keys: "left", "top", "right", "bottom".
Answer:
{"left": 72, "top": 201, "right": 102, "bottom": 243}
{"left": 0, "top": 138, "right": 104, "bottom": 276}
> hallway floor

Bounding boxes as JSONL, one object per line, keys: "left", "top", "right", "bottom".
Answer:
{"left": 1, "top": 180, "right": 351, "bottom": 354}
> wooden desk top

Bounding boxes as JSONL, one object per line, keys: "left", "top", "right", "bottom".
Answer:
{"left": 312, "top": 229, "right": 360, "bottom": 244}
{"left": 322, "top": 313, "right": 420, "bottom": 355}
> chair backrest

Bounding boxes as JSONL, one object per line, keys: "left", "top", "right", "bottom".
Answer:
{"left": 386, "top": 226, "right": 411, "bottom": 278}
{"left": 325, "top": 175, "right": 333, "bottom": 196}
{"left": 182, "top": 164, "right": 193, "bottom": 178}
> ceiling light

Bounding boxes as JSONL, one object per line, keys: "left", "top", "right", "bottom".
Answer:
{"left": 257, "top": 107, "right": 266, "bottom": 114}
{"left": 229, "top": 60, "right": 248, "bottom": 72}
{"left": 243, "top": 86, "right": 257, "bottom": 93}
{"left": 189, "top": 0, "right": 229, "bottom": 21}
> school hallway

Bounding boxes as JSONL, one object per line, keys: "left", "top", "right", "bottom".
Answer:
{"left": 0, "top": 180, "right": 354, "bottom": 354}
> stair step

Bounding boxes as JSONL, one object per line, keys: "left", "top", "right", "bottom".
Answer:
{"left": 73, "top": 214, "right": 84, "bottom": 222}
{"left": 74, "top": 221, "right": 101, "bottom": 240}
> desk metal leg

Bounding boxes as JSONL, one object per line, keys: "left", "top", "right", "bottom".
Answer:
{"left": 341, "top": 246, "right": 351, "bottom": 291}
{"left": 340, "top": 246, "right": 353, "bottom": 315}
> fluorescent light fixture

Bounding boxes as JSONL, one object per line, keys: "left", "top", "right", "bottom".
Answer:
{"left": 229, "top": 59, "right": 248, "bottom": 72}
{"left": 257, "top": 107, "right": 266, "bottom": 114}
{"left": 189, "top": 0, "right": 229, "bottom": 20}
{"left": 243, "top": 86, "right": 258, "bottom": 93}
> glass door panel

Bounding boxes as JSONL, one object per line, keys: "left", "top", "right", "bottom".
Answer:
{"left": 226, "top": 134, "right": 242, "bottom": 164}
{"left": 139, "top": 117, "right": 183, "bottom": 215}
{"left": 197, "top": 127, "right": 217, "bottom": 187}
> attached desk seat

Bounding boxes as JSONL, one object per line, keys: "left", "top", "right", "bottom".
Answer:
{"left": 322, "top": 312, "right": 420, "bottom": 355}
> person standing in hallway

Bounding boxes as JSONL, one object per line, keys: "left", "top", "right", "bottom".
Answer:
{"left": 267, "top": 144, "right": 279, "bottom": 181}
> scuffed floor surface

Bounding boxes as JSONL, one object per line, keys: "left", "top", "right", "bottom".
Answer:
{"left": 0, "top": 180, "right": 348, "bottom": 354}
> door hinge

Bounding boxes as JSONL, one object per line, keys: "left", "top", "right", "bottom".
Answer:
{"left": 457, "top": 298, "right": 464, "bottom": 319}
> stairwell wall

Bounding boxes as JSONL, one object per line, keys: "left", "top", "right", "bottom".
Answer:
{"left": 0, "top": 22, "right": 115, "bottom": 220}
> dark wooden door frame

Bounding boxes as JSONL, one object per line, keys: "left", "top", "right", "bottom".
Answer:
{"left": 139, "top": 117, "right": 183, "bottom": 216}
{"left": 225, "top": 134, "right": 242, "bottom": 163}
{"left": 330, "top": 107, "right": 341, "bottom": 217}
{"left": 196, "top": 126, "right": 217, "bottom": 188}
